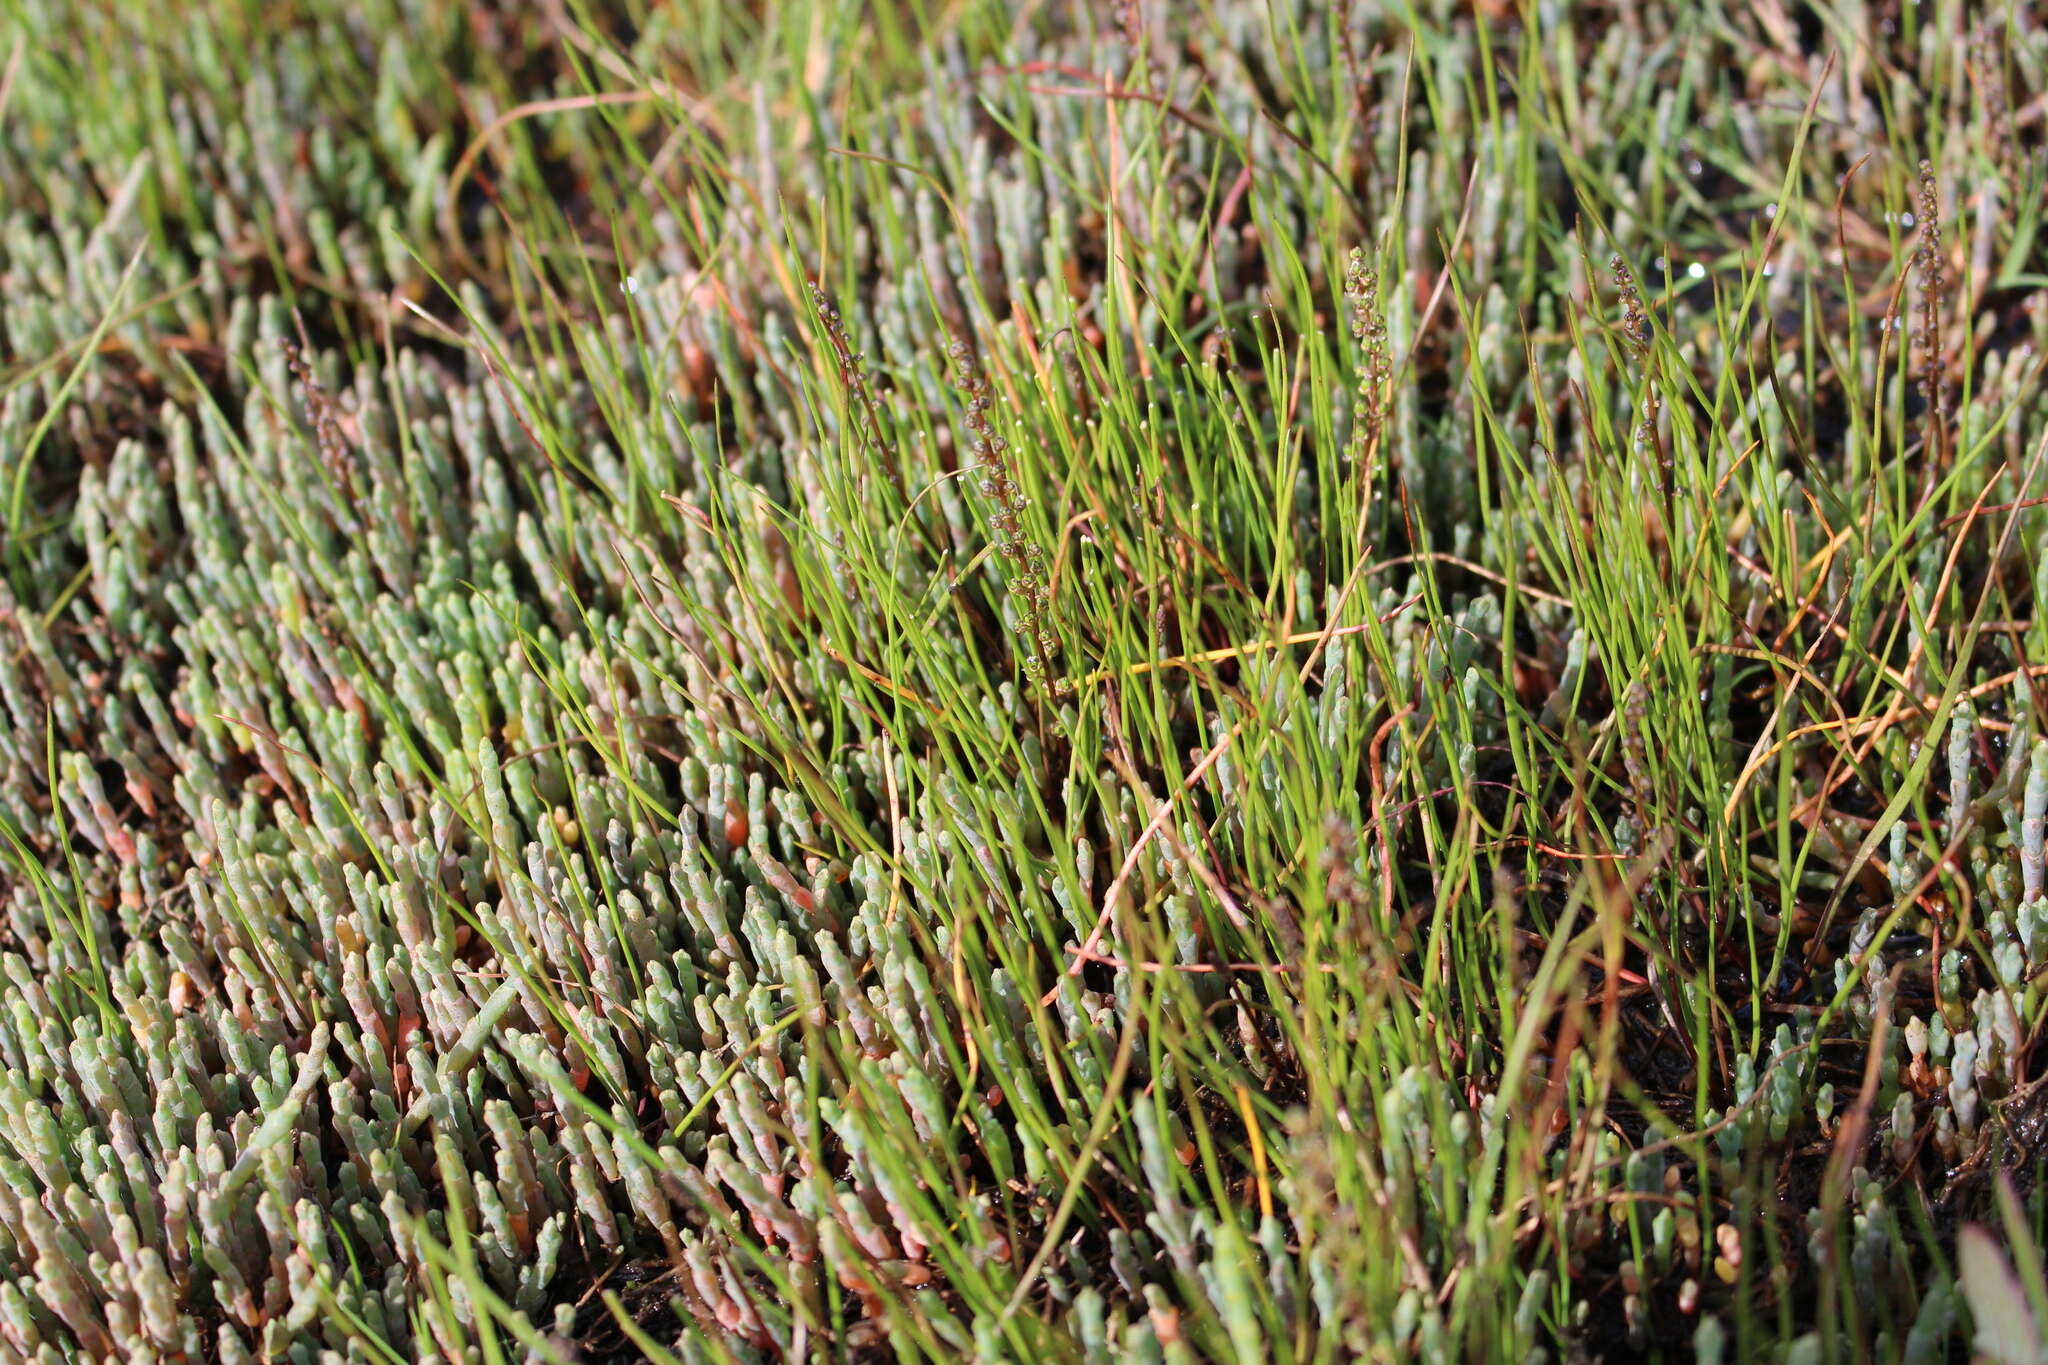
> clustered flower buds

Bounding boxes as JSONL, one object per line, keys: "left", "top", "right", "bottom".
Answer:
{"left": 950, "top": 336, "right": 1067, "bottom": 698}
{"left": 809, "top": 279, "right": 907, "bottom": 503}
{"left": 1611, "top": 252, "right": 1650, "bottom": 352}
{"left": 1912, "top": 160, "right": 1946, "bottom": 422}
{"left": 282, "top": 336, "right": 357, "bottom": 496}
{"left": 1611, "top": 253, "right": 1661, "bottom": 455}
{"left": 1345, "top": 246, "right": 1392, "bottom": 468}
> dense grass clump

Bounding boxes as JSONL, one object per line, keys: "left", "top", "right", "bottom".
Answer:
{"left": 3, "top": 1, "right": 2048, "bottom": 1361}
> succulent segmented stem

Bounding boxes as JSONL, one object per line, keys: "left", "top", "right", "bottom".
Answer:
{"left": 2023, "top": 740, "right": 2047, "bottom": 903}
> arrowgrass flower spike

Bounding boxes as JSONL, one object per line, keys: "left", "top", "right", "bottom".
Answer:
{"left": 950, "top": 335, "right": 1067, "bottom": 698}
